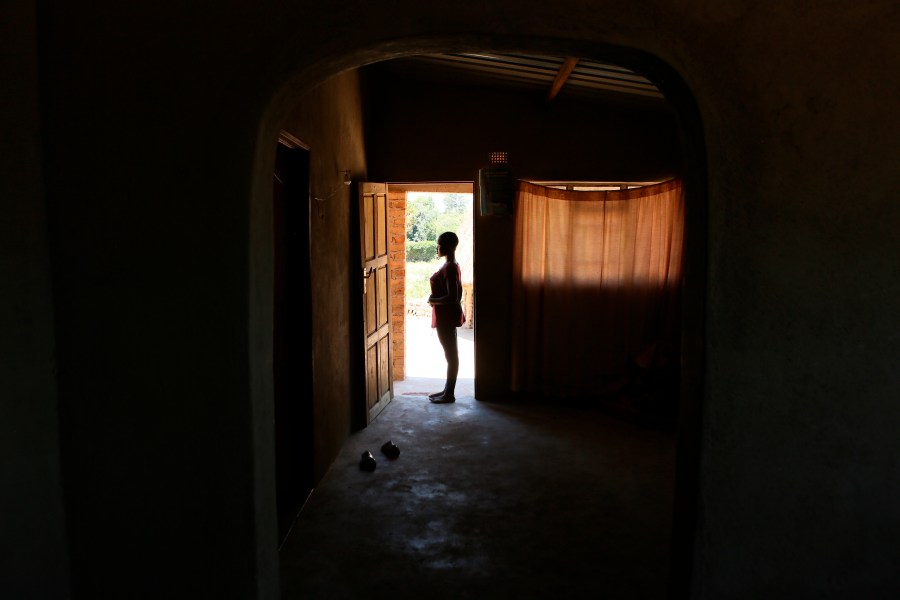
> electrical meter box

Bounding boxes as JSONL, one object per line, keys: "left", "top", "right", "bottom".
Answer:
{"left": 478, "top": 167, "right": 514, "bottom": 216}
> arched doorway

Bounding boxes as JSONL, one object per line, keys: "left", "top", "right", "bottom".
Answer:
{"left": 252, "top": 37, "right": 706, "bottom": 598}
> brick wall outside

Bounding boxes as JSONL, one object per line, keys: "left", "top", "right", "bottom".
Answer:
{"left": 388, "top": 190, "right": 406, "bottom": 381}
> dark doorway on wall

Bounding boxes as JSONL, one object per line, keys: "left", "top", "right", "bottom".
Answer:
{"left": 273, "top": 135, "right": 315, "bottom": 544}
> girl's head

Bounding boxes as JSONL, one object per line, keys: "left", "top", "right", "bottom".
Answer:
{"left": 437, "top": 231, "right": 459, "bottom": 257}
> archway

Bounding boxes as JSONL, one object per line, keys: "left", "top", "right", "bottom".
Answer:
{"left": 251, "top": 36, "right": 706, "bottom": 597}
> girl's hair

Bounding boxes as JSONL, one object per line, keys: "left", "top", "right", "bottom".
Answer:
{"left": 438, "top": 231, "right": 459, "bottom": 252}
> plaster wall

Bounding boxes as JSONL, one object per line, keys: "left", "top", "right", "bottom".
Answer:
{"left": 38, "top": 3, "right": 271, "bottom": 595}
{"left": 8, "top": 1, "right": 900, "bottom": 598}
{"left": 363, "top": 68, "right": 680, "bottom": 183}
{"left": 280, "top": 71, "right": 368, "bottom": 482}
{"left": 0, "top": 1, "right": 70, "bottom": 597}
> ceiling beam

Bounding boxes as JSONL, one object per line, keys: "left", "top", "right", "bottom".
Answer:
{"left": 547, "top": 57, "right": 579, "bottom": 101}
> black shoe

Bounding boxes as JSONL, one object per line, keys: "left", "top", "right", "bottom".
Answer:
{"left": 429, "top": 394, "right": 456, "bottom": 404}
{"left": 359, "top": 450, "right": 376, "bottom": 472}
{"left": 380, "top": 440, "right": 400, "bottom": 459}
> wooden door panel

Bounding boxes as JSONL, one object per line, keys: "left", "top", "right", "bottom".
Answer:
{"left": 376, "top": 192, "right": 386, "bottom": 256}
{"left": 364, "top": 192, "right": 375, "bottom": 260}
{"left": 376, "top": 266, "right": 388, "bottom": 328}
{"left": 360, "top": 182, "right": 392, "bottom": 422}
{"left": 366, "top": 345, "right": 378, "bottom": 411}
{"left": 365, "top": 277, "right": 377, "bottom": 336}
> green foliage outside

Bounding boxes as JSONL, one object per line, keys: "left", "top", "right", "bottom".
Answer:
{"left": 406, "top": 193, "right": 469, "bottom": 243}
{"left": 405, "top": 193, "right": 472, "bottom": 299}
{"left": 442, "top": 193, "right": 468, "bottom": 214}
{"left": 434, "top": 212, "right": 465, "bottom": 237}
{"left": 406, "top": 259, "right": 442, "bottom": 301}
{"left": 406, "top": 195, "right": 438, "bottom": 242}
{"left": 407, "top": 240, "right": 438, "bottom": 263}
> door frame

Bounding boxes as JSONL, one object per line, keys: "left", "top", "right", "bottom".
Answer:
{"left": 273, "top": 132, "right": 315, "bottom": 544}
{"left": 385, "top": 182, "right": 475, "bottom": 384}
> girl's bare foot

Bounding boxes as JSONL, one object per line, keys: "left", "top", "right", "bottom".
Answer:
{"left": 429, "top": 393, "right": 455, "bottom": 404}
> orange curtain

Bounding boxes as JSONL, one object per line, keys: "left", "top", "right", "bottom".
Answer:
{"left": 511, "top": 179, "right": 684, "bottom": 401}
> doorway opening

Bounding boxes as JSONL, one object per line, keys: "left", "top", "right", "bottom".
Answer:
{"left": 387, "top": 183, "right": 476, "bottom": 399}
{"left": 272, "top": 134, "right": 315, "bottom": 545}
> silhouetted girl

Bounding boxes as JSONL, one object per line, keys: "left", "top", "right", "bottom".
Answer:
{"left": 427, "top": 231, "right": 465, "bottom": 403}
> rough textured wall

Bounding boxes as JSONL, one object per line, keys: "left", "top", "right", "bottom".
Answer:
{"left": 673, "top": 6, "right": 900, "bottom": 597}
{"left": 0, "top": 1, "right": 71, "bottom": 597}
{"left": 363, "top": 68, "right": 680, "bottom": 183}
{"left": 281, "top": 71, "right": 368, "bottom": 482}
{"left": 9, "top": 1, "right": 899, "bottom": 598}
{"left": 388, "top": 190, "right": 407, "bottom": 381}
{"left": 37, "top": 2, "right": 272, "bottom": 596}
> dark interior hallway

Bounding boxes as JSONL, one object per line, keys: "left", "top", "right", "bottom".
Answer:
{"left": 279, "top": 394, "right": 675, "bottom": 599}
{"left": 8, "top": 3, "right": 900, "bottom": 598}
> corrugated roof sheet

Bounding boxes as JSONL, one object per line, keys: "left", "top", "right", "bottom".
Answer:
{"left": 410, "top": 53, "right": 664, "bottom": 100}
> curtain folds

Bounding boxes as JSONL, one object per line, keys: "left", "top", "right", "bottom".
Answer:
{"left": 511, "top": 179, "right": 685, "bottom": 401}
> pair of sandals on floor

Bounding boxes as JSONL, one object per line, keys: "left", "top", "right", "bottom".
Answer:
{"left": 428, "top": 390, "right": 456, "bottom": 404}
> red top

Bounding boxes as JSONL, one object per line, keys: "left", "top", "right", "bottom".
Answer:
{"left": 430, "top": 261, "right": 465, "bottom": 328}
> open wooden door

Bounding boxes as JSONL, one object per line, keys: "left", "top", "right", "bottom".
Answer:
{"left": 359, "top": 182, "right": 393, "bottom": 422}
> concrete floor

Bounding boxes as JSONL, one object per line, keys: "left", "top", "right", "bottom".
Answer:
{"left": 279, "top": 321, "right": 678, "bottom": 599}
